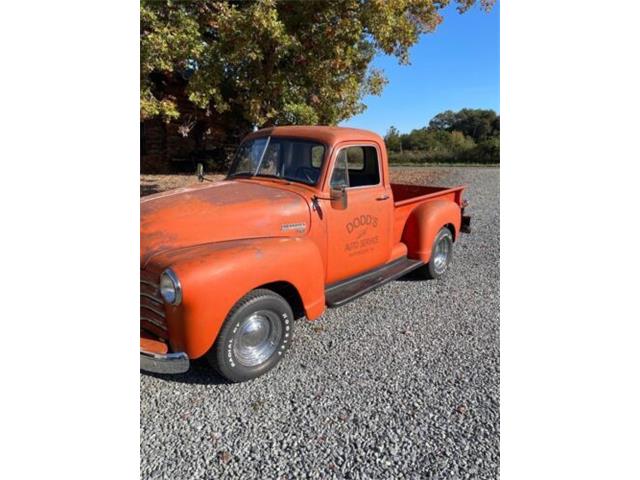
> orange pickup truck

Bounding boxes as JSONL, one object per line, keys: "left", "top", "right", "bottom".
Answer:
{"left": 141, "top": 126, "right": 470, "bottom": 382}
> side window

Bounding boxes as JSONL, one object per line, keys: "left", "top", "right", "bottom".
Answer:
{"left": 347, "top": 147, "right": 365, "bottom": 170}
{"left": 330, "top": 146, "right": 380, "bottom": 188}
{"left": 330, "top": 150, "right": 349, "bottom": 188}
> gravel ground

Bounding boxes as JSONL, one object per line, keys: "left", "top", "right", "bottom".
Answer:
{"left": 140, "top": 166, "right": 500, "bottom": 479}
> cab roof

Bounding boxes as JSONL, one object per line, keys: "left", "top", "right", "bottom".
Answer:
{"left": 244, "top": 125, "right": 384, "bottom": 147}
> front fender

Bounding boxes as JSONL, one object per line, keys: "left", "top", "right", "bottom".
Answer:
{"left": 402, "top": 200, "right": 461, "bottom": 262}
{"left": 162, "top": 237, "right": 325, "bottom": 359}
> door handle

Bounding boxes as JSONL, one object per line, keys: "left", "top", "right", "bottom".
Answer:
{"left": 376, "top": 194, "right": 390, "bottom": 201}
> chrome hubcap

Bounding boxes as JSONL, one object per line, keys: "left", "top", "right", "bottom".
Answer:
{"left": 233, "top": 311, "right": 282, "bottom": 367}
{"left": 433, "top": 234, "right": 452, "bottom": 274}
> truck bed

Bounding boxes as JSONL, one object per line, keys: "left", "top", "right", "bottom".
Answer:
{"left": 391, "top": 183, "right": 465, "bottom": 206}
{"left": 391, "top": 183, "right": 465, "bottom": 244}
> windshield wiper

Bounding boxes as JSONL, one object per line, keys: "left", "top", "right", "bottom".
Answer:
{"left": 229, "top": 172, "right": 312, "bottom": 186}
{"left": 281, "top": 176, "right": 312, "bottom": 185}
{"left": 255, "top": 173, "right": 285, "bottom": 180}
{"left": 259, "top": 174, "right": 315, "bottom": 185}
{"left": 228, "top": 173, "right": 288, "bottom": 184}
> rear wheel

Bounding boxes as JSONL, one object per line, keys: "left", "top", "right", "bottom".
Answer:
{"left": 208, "top": 289, "right": 294, "bottom": 383}
{"left": 418, "top": 227, "right": 454, "bottom": 279}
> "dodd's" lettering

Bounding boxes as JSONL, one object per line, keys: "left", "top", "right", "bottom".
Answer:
{"left": 346, "top": 214, "right": 378, "bottom": 233}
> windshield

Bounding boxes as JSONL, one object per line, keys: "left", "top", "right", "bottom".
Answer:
{"left": 228, "top": 136, "right": 326, "bottom": 186}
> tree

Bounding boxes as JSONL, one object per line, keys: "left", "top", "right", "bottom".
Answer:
{"left": 386, "top": 108, "right": 500, "bottom": 164}
{"left": 428, "top": 108, "right": 499, "bottom": 142}
{"left": 398, "top": 127, "right": 475, "bottom": 155}
{"left": 384, "top": 126, "right": 402, "bottom": 152}
{"left": 407, "top": 127, "right": 432, "bottom": 150}
{"left": 141, "top": 0, "right": 495, "bottom": 141}
{"left": 427, "top": 109, "right": 457, "bottom": 131}
{"left": 491, "top": 115, "right": 500, "bottom": 137}
{"left": 461, "top": 137, "right": 499, "bottom": 163}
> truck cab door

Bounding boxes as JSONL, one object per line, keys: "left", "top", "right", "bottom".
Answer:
{"left": 323, "top": 143, "right": 392, "bottom": 284}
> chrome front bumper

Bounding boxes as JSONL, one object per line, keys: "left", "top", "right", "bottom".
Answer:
{"left": 140, "top": 350, "right": 190, "bottom": 374}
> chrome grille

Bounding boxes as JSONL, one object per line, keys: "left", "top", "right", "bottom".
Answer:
{"left": 140, "top": 273, "right": 168, "bottom": 338}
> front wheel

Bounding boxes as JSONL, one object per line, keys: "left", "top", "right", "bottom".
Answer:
{"left": 207, "top": 289, "right": 294, "bottom": 383}
{"left": 418, "top": 227, "right": 454, "bottom": 279}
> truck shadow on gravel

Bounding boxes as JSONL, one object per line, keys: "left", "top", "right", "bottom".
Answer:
{"left": 396, "top": 270, "right": 429, "bottom": 282}
{"left": 141, "top": 358, "right": 232, "bottom": 385}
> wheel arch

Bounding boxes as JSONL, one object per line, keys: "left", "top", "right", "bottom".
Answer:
{"left": 444, "top": 222, "right": 456, "bottom": 242}
{"left": 258, "top": 281, "right": 306, "bottom": 320}
{"left": 401, "top": 200, "right": 461, "bottom": 262}
{"left": 164, "top": 237, "right": 326, "bottom": 359}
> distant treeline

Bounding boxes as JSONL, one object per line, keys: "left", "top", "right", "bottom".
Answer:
{"left": 384, "top": 108, "right": 499, "bottom": 164}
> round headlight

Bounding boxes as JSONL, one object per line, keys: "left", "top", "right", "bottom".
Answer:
{"left": 159, "top": 268, "right": 182, "bottom": 305}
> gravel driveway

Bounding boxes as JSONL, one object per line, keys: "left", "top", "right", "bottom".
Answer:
{"left": 141, "top": 166, "right": 500, "bottom": 479}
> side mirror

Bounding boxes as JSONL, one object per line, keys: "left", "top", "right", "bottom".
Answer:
{"left": 196, "top": 163, "right": 204, "bottom": 183}
{"left": 330, "top": 185, "right": 348, "bottom": 210}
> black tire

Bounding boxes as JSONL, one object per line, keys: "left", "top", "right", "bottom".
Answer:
{"left": 207, "top": 289, "right": 294, "bottom": 383}
{"left": 417, "top": 227, "right": 454, "bottom": 280}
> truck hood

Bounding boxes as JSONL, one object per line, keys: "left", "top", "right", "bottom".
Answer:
{"left": 141, "top": 180, "right": 310, "bottom": 268}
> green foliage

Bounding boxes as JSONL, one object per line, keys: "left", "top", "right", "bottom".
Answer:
{"left": 429, "top": 108, "right": 499, "bottom": 142}
{"left": 384, "top": 126, "right": 402, "bottom": 152}
{"left": 140, "top": 3, "right": 206, "bottom": 119}
{"left": 140, "top": 0, "right": 494, "bottom": 131}
{"left": 386, "top": 108, "right": 499, "bottom": 164}
{"left": 460, "top": 137, "right": 500, "bottom": 163}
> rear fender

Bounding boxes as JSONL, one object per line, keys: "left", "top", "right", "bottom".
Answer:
{"left": 166, "top": 237, "right": 325, "bottom": 359}
{"left": 402, "top": 200, "right": 461, "bottom": 262}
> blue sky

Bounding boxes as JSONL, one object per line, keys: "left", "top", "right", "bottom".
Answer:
{"left": 340, "top": 1, "right": 499, "bottom": 136}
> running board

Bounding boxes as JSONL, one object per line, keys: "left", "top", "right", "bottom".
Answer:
{"left": 325, "top": 257, "right": 423, "bottom": 307}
